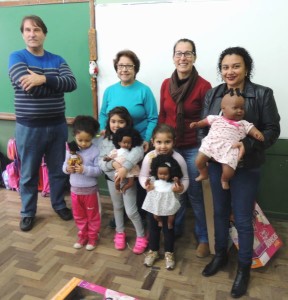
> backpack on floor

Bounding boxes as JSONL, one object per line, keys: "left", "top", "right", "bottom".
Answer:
{"left": 6, "top": 138, "right": 21, "bottom": 191}
{"left": 0, "top": 152, "right": 10, "bottom": 187}
{"left": 6, "top": 159, "right": 20, "bottom": 191}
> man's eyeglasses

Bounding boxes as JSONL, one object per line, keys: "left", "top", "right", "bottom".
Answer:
{"left": 117, "top": 64, "right": 135, "bottom": 70}
{"left": 174, "top": 51, "right": 195, "bottom": 58}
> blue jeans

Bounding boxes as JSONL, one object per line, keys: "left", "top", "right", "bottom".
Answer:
{"left": 208, "top": 162, "right": 260, "bottom": 265}
{"left": 175, "top": 146, "right": 208, "bottom": 243}
{"left": 16, "top": 122, "right": 68, "bottom": 217}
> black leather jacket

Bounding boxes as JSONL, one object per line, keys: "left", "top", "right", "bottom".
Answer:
{"left": 199, "top": 79, "right": 280, "bottom": 168}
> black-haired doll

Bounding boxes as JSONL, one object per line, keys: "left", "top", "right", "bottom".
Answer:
{"left": 190, "top": 88, "right": 264, "bottom": 189}
{"left": 142, "top": 154, "right": 183, "bottom": 229}
{"left": 104, "top": 126, "right": 143, "bottom": 194}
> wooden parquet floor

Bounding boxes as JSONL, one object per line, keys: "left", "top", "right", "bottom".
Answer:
{"left": 0, "top": 188, "right": 287, "bottom": 300}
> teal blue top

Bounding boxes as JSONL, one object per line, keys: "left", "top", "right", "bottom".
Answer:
{"left": 99, "top": 80, "right": 158, "bottom": 142}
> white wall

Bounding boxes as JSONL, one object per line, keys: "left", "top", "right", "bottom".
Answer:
{"left": 96, "top": 0, "right": 287, "bottom": 138}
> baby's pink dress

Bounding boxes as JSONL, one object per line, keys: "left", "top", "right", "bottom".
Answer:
{"left": 199, "top": 115, "right": 254, "bottom": 169}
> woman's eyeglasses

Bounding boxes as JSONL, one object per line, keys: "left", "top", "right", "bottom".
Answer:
{"left": 174, "top": 51, "right": 195, "bottom": 58}
{"left": 117, "top": 64, "right": 135, "bottom": 70}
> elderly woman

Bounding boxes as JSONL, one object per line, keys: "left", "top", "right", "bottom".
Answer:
{"left": 200, "top": 47, "right": 280, "bottom": 298}
{"left": 99, "top": 50, "right": 158, "bottom": 152}
{"left": 158, "top": 38, "right": 212, "bottom": 258}
{"left": 99, "top": 50, "right": 158, "bottom": 224}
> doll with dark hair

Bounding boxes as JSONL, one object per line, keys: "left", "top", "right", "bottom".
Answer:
{"left": 104, "top": 127, "right": 143, "bottom": 194}
{"left": 142, "top": 154, "right": 183, "bottom": 229}
{"left": 190, "top": 88, "right": 264, "bottom": 189}
{"left": 67, "top": 141, "right": 83, "bottom": 167}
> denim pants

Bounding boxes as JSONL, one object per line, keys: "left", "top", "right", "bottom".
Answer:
{"left": 15, "top": 122, "right": 68, "bottom": 217}
{"left": 175, "top": 146, "right": 208, "bottom": 243}
{"left": 208, "top": 162, "right": 260, "bottom": 265}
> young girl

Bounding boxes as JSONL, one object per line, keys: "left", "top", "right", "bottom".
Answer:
{"left": 104, "top": 127, "right": 143, "bottom": 194}
{"left": 98, "top": 106, "right": 148, "bottom": 254}
{"left": 190, "top": 88, "right": 264, "bottom": 189}
{"left": 139, "top": 124, "right": 189, "bottom": 270}
{"left": 62, "top": 115, "right": 102, "bottom": 251}
{"left": 142, "top": 154, "right": 183, "bottom": 229}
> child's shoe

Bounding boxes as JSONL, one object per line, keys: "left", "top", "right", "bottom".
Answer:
{"left": 133, "top": 236, "right": 148, "bottom": 254}
{"left": 86, "top": 239, "right": 97, "bottom": 251}
{"left": 114, "top": 232, "right": 126, "bottom": 250}
{"left": 165, "top": 252, "right": 175, "bottom": 270}
{"left": 86, "top": 243, "right": 96, "bottom": 251}
{"left": 144, "top": 250, "right": 159, "bottom": 267}
{"left": 73, "top": 239, "right": 87, "bottom": 249}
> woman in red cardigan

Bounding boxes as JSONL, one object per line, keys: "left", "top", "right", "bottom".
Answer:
{"left": 158, "top": 38, "right": 212, "bottom": 258}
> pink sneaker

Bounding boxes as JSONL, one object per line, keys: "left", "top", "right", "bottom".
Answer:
{"left": 114, "top": 232, "right": 126, "bottom": 250}
{"left": 133, "top": 236, "right": 148, "bottom": 254}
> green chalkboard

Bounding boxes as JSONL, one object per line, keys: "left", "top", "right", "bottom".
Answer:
{"left": 0, "top": 3, "right": 92, "bottom": 117}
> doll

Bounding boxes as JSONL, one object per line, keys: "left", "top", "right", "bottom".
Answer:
{"left": 103, "top": 127, "right": 143, "bottom": 194}
{"left": 67, "top": 141, "right": 83, "bottom": 167}
{"left": 190, "top": 88, "right": 264, "bottom": 189}
{"left": 142, "top": 154, "right": 183, "bottom": 229}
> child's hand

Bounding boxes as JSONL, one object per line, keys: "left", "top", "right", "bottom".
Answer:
{"left": 189, "top": 122, "right": 197, "bottom": 129}
{"left": 114, "top": 167, "right": 128, "bottom": 181}
{"left": 112, "top": 160, "right": 122, "bottom": 170}
{"left": 145, "top": 178, "right": 154, "bottom": 192}
{"left": 172, "top": 177, "right": 184, "bottom": 194}
{"left": 74, "top": 164, "right": 84, "bottom": 174}
{"left": 66, "top": 165, "right": 75, "bottom": 174}
{"left": 103, "top": 155, "right": 112, "bottom": 162}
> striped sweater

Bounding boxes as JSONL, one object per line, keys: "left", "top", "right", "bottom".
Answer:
{"left": 8, "top": 49, "right": 77, "bottom": 125}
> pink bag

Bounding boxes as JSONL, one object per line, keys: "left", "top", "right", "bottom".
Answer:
{"left": 6, "top": 159, "right": 20, "bottom": 191}
{"left": 6, "top": 138, "right": 21, "bottom": 191}
{"left": 7, "top": 138, "right": 17, "bottom": 160}
{"left": 40, "top": 157, "right": 50, "bottom": 197}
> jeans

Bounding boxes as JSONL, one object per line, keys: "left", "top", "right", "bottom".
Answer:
{"left": 208, "top": 162, "right": 260, "bottom": 265}
{"left": 16, "top": 122, "right": 68, "bottom": 217}
{"left": 175, "top": 146, "right": 208, "bottom": 243}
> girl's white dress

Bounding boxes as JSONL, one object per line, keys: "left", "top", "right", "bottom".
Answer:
{"left": 142, "top": 179, "right": 180, "bottom": 216}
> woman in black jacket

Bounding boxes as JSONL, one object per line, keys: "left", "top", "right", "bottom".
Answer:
{"left": 199, "top": 47, "right": 280, "bottom": 298}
